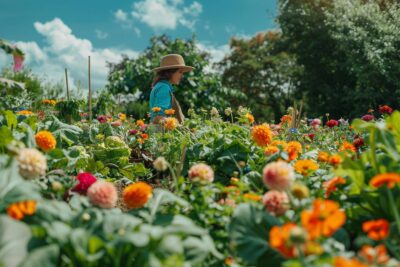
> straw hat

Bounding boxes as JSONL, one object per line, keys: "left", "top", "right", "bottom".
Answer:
{"left": 152, "top": 54, "right": 194, "bottom": 73}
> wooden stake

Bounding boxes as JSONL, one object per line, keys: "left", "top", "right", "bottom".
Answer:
{"left": 88, "top": 56, "right": 92, "bottom": 121}
{"left": 65, "top": 68, "right": 70, "bottom": 100}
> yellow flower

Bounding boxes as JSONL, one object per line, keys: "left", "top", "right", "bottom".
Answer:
{"left": 17, "top": 110, "right": 34, "bottom": 116}
{"left": 118, "top": 113, "right": 127, "bottom": 121}
{"left": 165, "top": 109, "right": 175, "bottom": 115}
{"left": 35, "top": 131, "right": 57, "bottom": 152}
{"left": 152, "top": 107, "right": 161, "bottom": 113}
{"left": 136, "top": 120, "right": 145, "bottom": 127}
{"left": 245, "top": 113, "right": 255, "bottom": 124}
{"left": 42, "top": 99, "right": 57, "bottom": 106}
{"left": 164, "top": 117, "right": 178, "bottom": 130}
{"left": 264, "top": 145, "right": 279, "bottom": 156}
{"left": 294, "top": 159, "right": 319, "bottom": 176}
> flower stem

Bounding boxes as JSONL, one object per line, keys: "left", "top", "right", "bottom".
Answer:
{"left": 387, "top": 187, "right": 400, "bottom": 232}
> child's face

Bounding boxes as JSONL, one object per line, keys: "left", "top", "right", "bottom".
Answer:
{"left": 170, "top": 69, "right": 184, "bottom": 85}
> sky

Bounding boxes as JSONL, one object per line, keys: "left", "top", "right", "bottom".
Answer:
{"left": 0, "top": 0, "right": 278, "bottom": 90}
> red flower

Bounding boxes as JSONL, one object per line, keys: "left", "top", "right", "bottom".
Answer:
{"left": 326, "top": 120, "right": 339, "bottom": 128}
{"left": 72, "top": 172, "right": 97, "bottom": 194}
{"left": 361, "top": 114, "right": 374, "bottom": 121}
{"left": 353, "top": 137, "right": 364, "bottom": 149}
{"left": 306, "top": 133, "right": 315, "bottom": 141}
{"left": 379, "top": 105, "right": 393, "bottom": 115}
{"left": 128, "top": 129, "right": 138, "bottom": 135}
{"left": 97, "top": 115, "right": 107, "bottom": 123}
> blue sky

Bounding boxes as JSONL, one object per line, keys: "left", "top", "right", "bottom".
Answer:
{"left": 0, "top": 0, "right": 277, "bottom": 89}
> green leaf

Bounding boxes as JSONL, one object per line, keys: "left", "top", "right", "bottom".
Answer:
{"left": 3, "top": 110, "right": 17, "bottom": 130}
{"left": 0, "top": 126, "right": 13, "bottom": 149}
{"left": 228, "top": 203, "right": 284, "bottom": 267}
{"left": 19, "top": 244, "right": 59, "bottom": 267}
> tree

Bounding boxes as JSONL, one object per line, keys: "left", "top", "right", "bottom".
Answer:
{"left": 106, "top": 35, "right": 245, "bottom": 116}
{"left": 219, "top": 32, "right": 302, "bottom": 122}
{"left": 277, "top": 0, "right": 400, "bottom": 118}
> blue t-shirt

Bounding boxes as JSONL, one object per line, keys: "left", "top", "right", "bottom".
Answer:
{"left": 149, "top": 80, "right": 174, "bottom": 121}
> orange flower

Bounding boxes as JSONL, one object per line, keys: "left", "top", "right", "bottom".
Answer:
{"left": 285, "top": 141, "right": 302, "bottom": 161}
{"left": 301, "top": 199, "right": 346, "bottom": 240}
{"left": 333, "top": 257, "right": 368, "bottom": 267}
{"left": 136, "top": 120, "right": 145, "bottom": 127}
{"left": 323, "top": 177, "right": 346, "bottom": 197}
{"left": 42, "top": 99, "right": 57, "bottom": 105}
{"left": 243, "top": 193, "right": 262, "bottom": 202}
{"left": 359, "top": 245, "right": 389, "bottom": 265}
{"left": 264, "top": 145, "right": 279, "bottom": 156}
{"left": 6, "top": 200, "right": 37, "bottom": 220}
{"left": 17, "top": 110, "right": 34, "bottom": 116}
{"left": 369, "top": 173, "right": 400, "bottom": 189}
{"left": 339, "top": 141, "right": 356, "bottom": 153}
{"left": 317, "top": 152, "right": 330, "bottom": 162}
{"left": 165, "top": 109, "right": 175, "bottom": 115}
{"left": 251, "top": 124, "right": 273, "bottom": 147}
{"left": 362, "top": 219, "right": 389, "bottom": 240}
{"left": 280, "top": 115, "right": 292, "bottom": 124}
{"left": 271, "top": 140, "right": 287, "bottom": 149}
{"left": 269, "top": 223, "right": 297, "bottom": 258}
{"left": 141, "top": 133, "right": 149, "bottom": 140}
{"left": 294, "top": 159, "right": 319, "bottom": 176}
{"left": 152, "top": 107, "right": 161, "bottom": 113}
{"left": 164, "top": 117, "right": 178, "bottom": 130}
{"left": 137, "top": 138, "right": 144, "bottom": 144}
{"left": 118, "top": 113, "right": 127, "bottom": 121}
{"left": 35, "top": 130, "right": 57, "bottom": 152}
{"left": 329, "top": 154, "right": 342, "bottom": 166}
{"left": 123, "top": 182, "right": 153, "bottom": 209}
{"left": 245, "top": 113, "right": 255, "bottom": 124}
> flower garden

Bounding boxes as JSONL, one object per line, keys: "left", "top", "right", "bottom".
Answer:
{"left": 1, "top": 98, "right": 400, "bottom": 267}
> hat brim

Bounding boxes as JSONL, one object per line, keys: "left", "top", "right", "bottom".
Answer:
{"left": 152, "top": 65, "right": 194, "bottom": 73}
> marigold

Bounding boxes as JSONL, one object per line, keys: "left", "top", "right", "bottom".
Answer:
{"left": 123, "top": 181, "right": 153, "bottom": 209}
{"left": 333, "top": 257, "right": 368, "bottom": 267}
{"left": 286, "top": 141, "right": 302, "bottom": 161}
{"left": 294, "top": 159, "right": 319, "bottom": 176}
{"left": 251, "top": 124, "right": 273, "bottom": 147}
{"left": 329, "top": 154, "right": 342, "bottom": 166}
{"left": 369, "top": 173, "right": 400, "bottom": 189}
{"left": 269, "top": 223, "right": 297, "bottom": 258}
{"left": 165, "top": 109, "right": 175, "bottom": 115}
{"left": 164, "top": 117, "right": 178, "bottom": 130}
{"left": 359, "top": 245, "right": 389, "bottom": 265}
{"left": 317, "top": 151, "right": 330, "bottom": 162}
{"left": 35, "top": 130, "right": 57, "bottom": 152}
{"left": 323, "top": 177, "right": 346, "bottom": 197}
{"left": 152, "top": 107, "right": 161, "bottom": 113}
{"left": 245, "top": 113, "right": 255, "bottom": 124}
{"left": 17, "top": 110, "right": 34, "bottom": 116}
{"left": 7, "top": 200, "right": 37, "bottom": 220}
{"left": 264, "top": 145, "right": 279, "bottom": 156}
{"left": 301, "top": 199, "right": 346, "bottom": 240}
{"left": 362, "top": 219, "right": 389, "bottom": 240}
{"left": 280, "top": 115, "right": 292, "bottom": 124}
{"left": 136, "top": 119, "right": 145, "bottom": 127}
{"left": 263, "top": 161, "right": 295, "bottom": 191}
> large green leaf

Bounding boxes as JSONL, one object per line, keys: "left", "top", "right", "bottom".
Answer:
{"left": 228, "top": 203, "right": 284, "bottom": 267}
{"left": 19, "top": 244, "right": 59, "bottom": 267}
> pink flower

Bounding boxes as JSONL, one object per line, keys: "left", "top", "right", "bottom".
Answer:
{"left": 87, "top": 181, "right": 118, "bottom": 208}
{"left": 97, "top": 115, "right": 107, "bottom": 123}
{"left": 13, "top": 53, "right": 24, "bottom": 72}
{"left": 326, "top": 119, "right": 339, "bottom": 128}
{"left": 72, "top": 172, "right": 97, "bottom": 194}
{"left": 111, "top": 120, "right": 122, "bottom": 127}
{"left": 310, "top": 118, "right": 321, "bottom": 130}
{"left": 263, "top": 161, "right": 295, "bottom": 191}
{"left": 361, "top": 114, "right": 374, "bottom": 121}
{"left": 128, "top": 129, "right": 138, "bottom": 135}
{"left": 262, "top": 190, "right": 289, "bottom": 216}
{"left": 188, "top": 163, "right": 214, "bottom": 182}
{"left": 140, "top": 124, "right": 147, "bottom": 131}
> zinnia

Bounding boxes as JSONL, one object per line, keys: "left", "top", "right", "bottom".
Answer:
{"left": 329, "top": 154, "right": 342, "bottom": 166}
{"left": 269, "top": 223, "right": 297, "bottom": 258}
{"left": 188, "top": 163, "right": 214, "bottom": 182}
{"left": 264, "top": 145, "right": 279, "bottom": 156}
{"left": 326, "top": 119, "right": 339, "bottom": 128}
{"left": 136, "top": 120, "right": 145, "bottom": 127}
{"left": 262, "top": 190, "right": 289, "bottom": 216}
{"left": 361, "top": 114, "right": 374, "bottom": 121}
{"left": 245, "top": 113, "right": 255, "bottom": 124}
{"left": 87, "top": 181, "right": 118, "bottom": 209}
{"left": 301, "top": 199, "right": 346, "bottom": 240}
{"left": 323, "top": 177, "right": 346, "bottom": 197}
{"left": 97, "top": 115, "right": 107, "bottom": 123}
{"left": 164, "top": 117, "right": 178, "bottom": 130}
{"left": 123, "top": 181, "right": 153, "bottom": 209}
{"left": 359, "top": 245, "right": 389, "bottom": 265}
{"left": 7, "top": 200, "right": 37, "bottom": 220}
{"left": 362, "top": 219, "right": 389, "bottom": 240}
{"left": 294, "top": 159, "right": 319, "bottom": 176}
{"left": 317, "top": 151, "right": 329, "bottom": 162}
{"left": 165, "top": 109, "right": 175, "bottom": 115}
{"left": 35, "top": 130, "right": 56, "bottom": 152}
{"left": 285, "top": 141, "right": 302, "bottom": 161}
{"left": 251, "top": 124, "right": 273, "bottom": 146}
{"left": 333, "top": 257, "right": 368, "bottom": 267}
{"left": 280, "top": 115, "right": 292, "bottom": 124}
{"left": 379, "top": 105, "right": 393, "bottom": 115}
{"left": 17, "top": 148, "right": 47, "bottom": 179}
{"left": 72, "top": 172, "right": 97, "bottom": 194}
{"left": 263, "top": 161, "right": 295, "bottom": 191}
{"left": 369, "top": 173, "right": 400, "bottom": 189}
{"left": 152, "top": 107, "right": 161, "bottom": 113}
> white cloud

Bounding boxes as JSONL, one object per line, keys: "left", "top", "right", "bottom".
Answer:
{"left": 0, "top": 18, "right": 138, "bottom": 90}
{"left": 129, "top": 0, "right": 202, "bottom": 31}
{"left": 114, "top": 9, "right": 128, "bottom": 22}
{"left": 95, "top": 30, "right": 108, "bottom": 39}
{"left": 196, "top": 42, "right": 231, "bottom": 73}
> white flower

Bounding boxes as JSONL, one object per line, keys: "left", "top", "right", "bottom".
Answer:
{"left": 153, "top": 156, "right": 169, "bottom": 172}
{"left": 224, "top": 107, "right": 232, "bottom": 116}
{"left": 16, "top": 148, "right": 47, "bottom": 179}
{"left": 210, "top": 107, "right": 219, "bottom": 117}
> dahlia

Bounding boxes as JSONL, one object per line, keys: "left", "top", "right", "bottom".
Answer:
{"left": 251, "top": 124, "right": 273, "bottom": 146}
{"left": 188, "top": 163, "right": 214, "bottom": 182}
{"left": 16, "top": 148, "right": 47, "bottom": 179}
{"left": 35, "top": 130, "right": 57, "bottom": 152}
{"left": 87, "top": 181, "right": 118, "bottom": 209}
{"left": 262, "top": 161, "right": 295, "bottom": 191}
{"left": 262, "top": 190, "right": 289, "bottom": 216}
{"left": 72, "top": 172, "right": 97, "bottom": 194}
{"left": 123, "top": 181, "right": 153, "bottom": 209}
